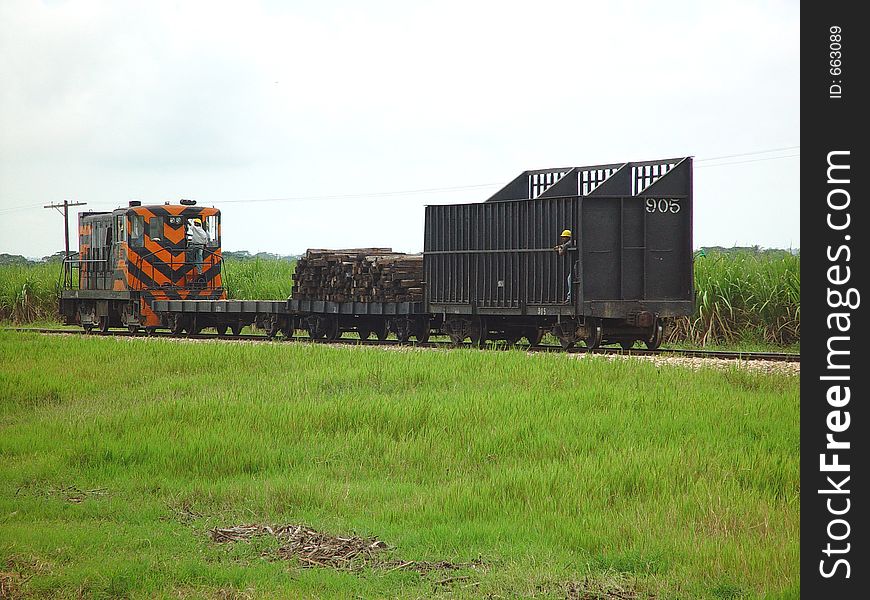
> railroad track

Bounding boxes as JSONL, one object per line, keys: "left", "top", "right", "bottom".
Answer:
{"left": 6, "top": 327, "right": 801, "bottom": 363}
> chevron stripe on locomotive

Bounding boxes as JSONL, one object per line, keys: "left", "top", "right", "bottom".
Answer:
{"left": 59, "top": 200, "right": 226, "bottom": 334}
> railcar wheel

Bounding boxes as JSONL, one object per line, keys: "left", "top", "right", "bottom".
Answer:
{"left": 357, "top": 328, "right": 371, "bottom": 341}
{"left": 414, "top": 318, "right": 431, "bottom": 344}
{"left": 145, "top": 327, "right": 157, "bottom": 336}
{"left": 128, "top": 324, "right": 140, "bottom": 334}
{"left": 83, "top": 324, "right": 94, "bottom": 334}
{"left": 525, "top": 328, "right": 544, "bottom": 347}
{"left": 582, "top": 319, "right": 603, "bottom": 349}
{"left": 374, "top": 321, "right": 388, "bottom": 341}
{"left": 619, "top": 341, "right": 634, "bottom": 350}
{"left": 644, "top": 321, "right": 664, "bottom": 350}
{"left": 168, "top": 314, "right": 185, "bottom": 336}
{"left": 324, "top": 317, "right": 340, "bottom": 341}
{"left": 215, "top": 324, "right": 229, "bottom": 337}
{"left": 469, "top": 319, "right": 488, "bottom": 348}
{"left": 230, "top": 323, "right": 243, "bottom": 336}
{"left": 98, "top": 315, "right": 110, "bottom": 333}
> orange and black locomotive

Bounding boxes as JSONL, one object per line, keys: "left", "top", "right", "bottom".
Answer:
{"left": 59, "top": 200, "right": 225, "bottom": 333}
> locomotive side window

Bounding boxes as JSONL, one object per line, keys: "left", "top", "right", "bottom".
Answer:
{"left": 100, "top": 221, "right": 111, "bottom": 286}
{"left": 205, "top": 215, "right": 219, "bottom": 247}
{"left": 129, "top": 215, "right": 144, "bottom": 247}
{"left": 148, "top": 217, "right": 163, "bottom": 240}
{"left": 116, "top": 215, "right": 127, "bottom": 243}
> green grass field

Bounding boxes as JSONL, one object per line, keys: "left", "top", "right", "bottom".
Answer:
{"left": 1, "top": 331, "right": 799, "bottom": 598}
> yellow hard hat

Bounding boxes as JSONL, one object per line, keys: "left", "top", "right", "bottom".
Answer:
{"left": 193, "top": 218, "right": 202, "bottom": 225}
{"left": 561, "top": 229, "right": 572, "bottom": 237}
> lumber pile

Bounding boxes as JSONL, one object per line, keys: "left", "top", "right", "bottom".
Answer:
{"left": 291, "top": 248, "right": 424, "bottom": 303}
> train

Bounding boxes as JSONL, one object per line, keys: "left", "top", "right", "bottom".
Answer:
{"left": 58, "top": 156, "right": 693, "bottom": 349}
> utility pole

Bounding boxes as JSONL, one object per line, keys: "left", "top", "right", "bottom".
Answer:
{"left": 44, "top": 200, "right": 87, "bottom": 288}
{"left": 44, "top": 200, "right": 87, "bottom": 259}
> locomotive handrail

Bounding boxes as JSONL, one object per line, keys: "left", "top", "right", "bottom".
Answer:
{"left": 134, "top": 246, "right": 219, "bottom": 268}
{"left": 132, "top": 247, "right": 222, "bottom": 290}
{"left": 59, "top": 254, "right": 110, "bottom": 290}
{"left": 59, "top": 253, "right": 79, "bottom": 290}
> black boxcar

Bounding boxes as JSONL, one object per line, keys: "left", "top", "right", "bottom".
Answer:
{"left": 424, "top": 157, "right": 693, "bottom": 349}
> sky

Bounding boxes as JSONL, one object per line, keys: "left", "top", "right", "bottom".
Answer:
{"left": 0, "top": 0, "right": 800, "bottom": 258}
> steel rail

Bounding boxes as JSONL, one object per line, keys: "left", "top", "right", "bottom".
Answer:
{"left": 5, "top": 327, "right": 801, "bottom": 363}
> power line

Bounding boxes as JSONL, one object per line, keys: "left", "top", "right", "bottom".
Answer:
{"left": 695, "top": 145, "right": 799, "bottom": 163}
{"left": 0, "top": 144, "right": 800, "bottom": 213}
{"left": 696, "top": 153, "right": 800, "bottom": 169}
{"left": 0, "top": 202, "right": 47, "bottom": 215}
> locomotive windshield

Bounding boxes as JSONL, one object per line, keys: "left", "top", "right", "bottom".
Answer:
{"left": 186, "top": 214, "right": 219, "bottom": 247}
{"left": 129, "top": 214, "right": 145, "bottom": 246}
{"left": 205, "top": 214, "right": 219, "bottom": 246}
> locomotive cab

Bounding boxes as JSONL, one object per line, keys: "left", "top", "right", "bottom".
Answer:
{"left": 59, "top": 201, "right": 226, "bottom": 333}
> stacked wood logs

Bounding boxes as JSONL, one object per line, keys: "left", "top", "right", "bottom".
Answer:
{"left": 291, "top": 248, "right": 424, "bottom": 303}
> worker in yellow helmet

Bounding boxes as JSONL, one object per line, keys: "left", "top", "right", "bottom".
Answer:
{"left": 188, "top": 217, "right": 209, "bottom": 274}
{"left": 554, "top": 228, "right": 576, "bottom": 303}
{"left": 555, "top": 229, "right": 572, "bottom": 255}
